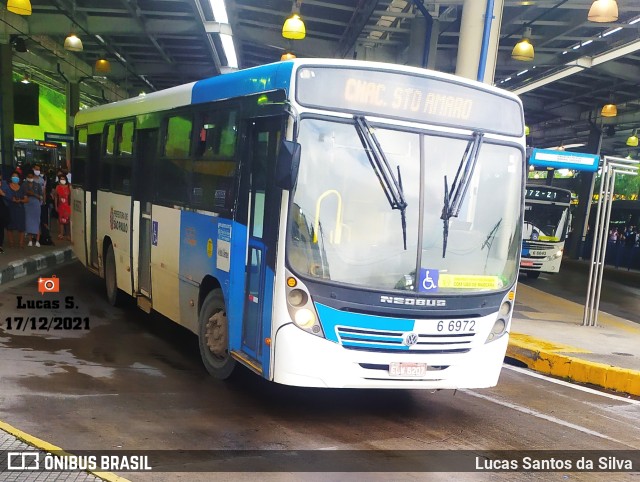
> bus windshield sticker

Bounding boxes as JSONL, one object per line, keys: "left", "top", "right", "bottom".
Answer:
{"left": 418, "top": 268, "right": 439, "bottom": 293}
{"left": 216, "top": 224, "right": 232, "bottom": 272}
{"left": 152, "top": 221, "right": 158, "bottom": 246}
{"left": 438, "top": 274, "right": 503, "bottom": 290}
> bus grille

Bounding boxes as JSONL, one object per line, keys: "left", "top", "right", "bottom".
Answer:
{"left": 336, "top": 326, "right": 474, "bottom": 354}
{"left": 523, "top": 241, "right": 554, "bottom": 250}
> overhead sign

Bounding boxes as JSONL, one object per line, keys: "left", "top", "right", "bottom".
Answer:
{"left": 529, "top": 148, "right": 599, "bottom": 172}
{"left": 44, "top": 132, "right": 74, "bottom": 143}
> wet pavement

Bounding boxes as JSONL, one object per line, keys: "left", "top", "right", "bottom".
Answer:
{"left": 0, "top": 262, "right": 639, "bottom": 480}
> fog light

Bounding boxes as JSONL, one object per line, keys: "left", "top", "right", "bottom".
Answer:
{"left": 294, "top": 308, "right": 316, "bottom": 328}
{"left": 486, "top": 318, "right": 507, "bottom": 343}
{"left": 499, "top": 301, "right": 511, "bottom": 316}
{"left": 287, "top": 289, "right": 308, "bottom": 307}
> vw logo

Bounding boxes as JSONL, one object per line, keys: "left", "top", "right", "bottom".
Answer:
{"left": 403, "top": 332, "right": 419, "bottom": 346}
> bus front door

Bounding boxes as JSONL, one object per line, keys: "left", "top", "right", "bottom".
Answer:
{"left": 237, "top": 117, "right": 281, "bottom": 369}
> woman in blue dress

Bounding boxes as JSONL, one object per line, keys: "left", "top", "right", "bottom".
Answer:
{"left": 24, "top": 170, "right": 43, "bottom": 247}
{"left": 6, "top": 171, "right": 26, "bottom": 248}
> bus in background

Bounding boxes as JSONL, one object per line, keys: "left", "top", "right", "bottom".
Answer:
{"left": 71, "top": 59, "right": 526, "bottom": 389}
{"left": 14, "top": 139, "right": 65, "bottom": 171}
{"left": 520, "top": 185, "right": 572, "bottom": 279}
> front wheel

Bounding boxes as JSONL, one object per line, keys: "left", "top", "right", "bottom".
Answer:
{"left": 198, "top": 289, "right": 236, "bottom": 379}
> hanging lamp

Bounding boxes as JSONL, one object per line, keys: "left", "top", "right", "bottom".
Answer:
{"left": 282, "top": 13, "right": 306, "bottom": 40}
{"left": 281, "top": 52, "right": 296, "bottom": 61}
{"left": 627, "top": 130, "right": 639, "bottom": 147}
{"left": 64, "top": 33, "right": 83, "bottom": 52}
{"left": 512, "top": 27, "right": 534, "bottom": 61}
{"left": 95, "top": 58, "right": 111, "bottom": 74}
{"left": 7, "top": 0, "right": 32, "bottom": 16}
{"left": 588, "top": 0, "right": 618, "bottom": 23}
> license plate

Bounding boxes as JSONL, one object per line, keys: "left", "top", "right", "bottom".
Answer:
{"left": 530, "top": 250, "right": 547, "bottom": 257}
{"left": 389, "top": 362, "right": 426, "bottom": 377}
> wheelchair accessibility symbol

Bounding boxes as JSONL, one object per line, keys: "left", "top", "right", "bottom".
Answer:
{"left": 419, "top": 268, "right": 439, "bottom": 292}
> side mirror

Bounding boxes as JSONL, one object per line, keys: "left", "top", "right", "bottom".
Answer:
{"left": 276, "top": 139, "right": 301, "bottom": 191}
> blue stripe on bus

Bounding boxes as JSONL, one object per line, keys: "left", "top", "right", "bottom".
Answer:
{"left": 191, "top": 62, "right": 294, "bottom": 105}
{"left": 314, "top": 303, "right": 415, "bottom": 344}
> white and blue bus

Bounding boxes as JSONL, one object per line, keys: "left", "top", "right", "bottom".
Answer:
{"left": 520, "top": 185, "right": 572, "bottom": 279}
{"left": 71, "top": 59, "right": 525, "bottom": 389}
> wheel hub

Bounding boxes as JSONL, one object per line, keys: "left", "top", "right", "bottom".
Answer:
{"left": 205, "top": 309, "right": 227, "bottom": 358}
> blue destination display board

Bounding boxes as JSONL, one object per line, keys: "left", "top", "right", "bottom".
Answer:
{"left": 529, "top": 148, "right": 599, "bottom": 172}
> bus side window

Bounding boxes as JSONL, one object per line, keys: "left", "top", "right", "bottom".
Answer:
{"left": 113, "top": 121, "right": 134, "bottom": 194}
{"left": 100, "top": 124, "right": 116, "bottom": 190}
{"left": 157, "top": 114, "right": 192, "bottom": 205}
{"left": 73, "top": 127, "right": 88, "bottom": 186}
{"left": 192, "top": 108, "right": 238, "bottom": 212}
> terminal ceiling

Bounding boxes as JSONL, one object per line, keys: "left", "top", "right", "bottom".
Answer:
{"left": 5, "top": 0, "right": 640, "bottom": 158}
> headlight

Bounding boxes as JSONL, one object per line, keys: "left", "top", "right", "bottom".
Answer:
{"left": 287, "top": 289, "right": 308, "bottom": 307}
{"left": 486, "top": 318, "right": 507, "bottom": 342}
{"left": 294, "top": 308, "right": 316, "bottom": 328}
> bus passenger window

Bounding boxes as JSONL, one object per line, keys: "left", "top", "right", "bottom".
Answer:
{"left": 191, "top": 109, "right": 238, "bottom": 212}
{"left": 156, "top": 114, "right": 192, "bottom": 205}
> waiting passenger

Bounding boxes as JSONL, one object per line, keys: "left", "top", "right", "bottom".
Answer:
{"left": 6, "top": 171, "right": 26, "bottom": 249}
{"left": 24, "top": 171, "right": 43, "bottom": 247}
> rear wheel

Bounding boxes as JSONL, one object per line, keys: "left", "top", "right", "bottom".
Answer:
{"left": 198, "top": 289, "right": 236, "bottom": 379}
{"left": 104, "top": 244, "right": 123, "bottom": 306}
{"left": 527, "top": 271, "right": 540, "bottom": 279}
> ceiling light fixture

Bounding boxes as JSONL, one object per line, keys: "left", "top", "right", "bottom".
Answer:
{"left": 64, "top": 33, "right": 83, "bottom": 52}
{"left": 95, "top": 58, "right": 111, "bottom": 74}
{"left": 512, "top": 27, "right": 534, "bottom": 61}
{"left": 7, "top": 0, "right": 32, "bottom": 16}
{"left": 627, "top": 129, "right": 639, "bottom": 147}
{"left": 601, "top": 101, "right": 617, "bottom": 117}
{"left": 21, "top": 73, "right": 30, "bottom": 84}
{"left": 588, "top": 0, "right": 618, "bottom": 23}
{"left": 283, "top": 1, "right": 306, "bottom": 41}
{"left": 281, "top": 52, "right": 296, "bottom": 61}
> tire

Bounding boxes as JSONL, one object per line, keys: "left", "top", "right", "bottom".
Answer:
{"left": 104, "top": 244, "right": 123, "bottom": 306}
{"left": 198, "top": 289, "right": 236, "bottom": 379}
{"left": 527, "top": 271, "right": 540, "bottom": 279}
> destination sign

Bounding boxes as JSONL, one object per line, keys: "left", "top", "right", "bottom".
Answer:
{"left": 525, "top": 187, "right": 571, "bottom": 204}
{"left": 295, "top": 66, "right": 523, "bottom": 136}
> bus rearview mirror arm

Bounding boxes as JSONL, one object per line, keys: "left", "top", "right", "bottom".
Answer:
{"left": 276, "top": 140, "right": 301, "bottom": 191}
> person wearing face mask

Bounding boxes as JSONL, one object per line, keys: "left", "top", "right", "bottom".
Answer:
{"left": 6, "top": 171, "right": 26, "bottom": 249}
{"left": 54, "top": 174, "right": 71, "bottom": 240}
{"left": 0, "top": 171, "right": 10, "bottom": 253}
{"left": 24, "top": 171, "right": 43, "bottom": 247}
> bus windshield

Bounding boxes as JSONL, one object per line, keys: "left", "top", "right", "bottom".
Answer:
{"left": 523, "top": 202, "right": 570, "bottom": 242}
{"left": 287, "top": 117, "right": 523, "bottom": 294}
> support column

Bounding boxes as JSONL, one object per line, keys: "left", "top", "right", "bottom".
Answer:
{"left": 567, "top": 125, "right": 603, "bottom": 259}
{"left": 455, "top": 0, "right": 504, "bottom": 84}
{"left": 0, "top": 41, "right": 14, "bottom": 176}
{"left": 407, "top": 15, "right": 427, "bottom": 68}
{"left": 65, "top": 81, "right": 80, "bottom": 172}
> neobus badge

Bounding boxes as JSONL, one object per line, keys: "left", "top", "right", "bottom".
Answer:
{"left": 380, "top": 296, "right": 446, "bottom": 307}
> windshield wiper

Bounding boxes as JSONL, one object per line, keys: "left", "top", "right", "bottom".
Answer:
{"left": 440, "top": 131, "right": 484, "bottom": 258}
{"left": 354, "top": 115, "right": 408, "bottom": 249}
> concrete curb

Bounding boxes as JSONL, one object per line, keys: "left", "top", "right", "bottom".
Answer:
{"left": 0, "top": 247, "right": 75, "bottom": 285}
{"left": 507, "top": 333, "right": 640, "bottom": 396}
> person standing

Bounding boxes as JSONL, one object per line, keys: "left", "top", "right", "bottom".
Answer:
{"left": 54, "top": 173, "right": 71, "bottom": 240}
{"left": 24, "top": 171, "right": 43, "bottom": 247}
{"left": 6, "top": 171, "right": 26, "bottom": 249}
{"left": 0, "top": 171, "right": 10, "bottom": 253}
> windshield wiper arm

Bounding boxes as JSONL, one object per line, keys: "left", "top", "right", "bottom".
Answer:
{"left": 354, "top": 115, "right": 408, "bottom": 249}
{"left": 440, "top": 131, "right": 484, "bottom": 258}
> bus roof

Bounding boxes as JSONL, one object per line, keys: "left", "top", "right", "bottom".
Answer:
{"left": 74, "top": 59, "right": 522, "bottom": 126}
